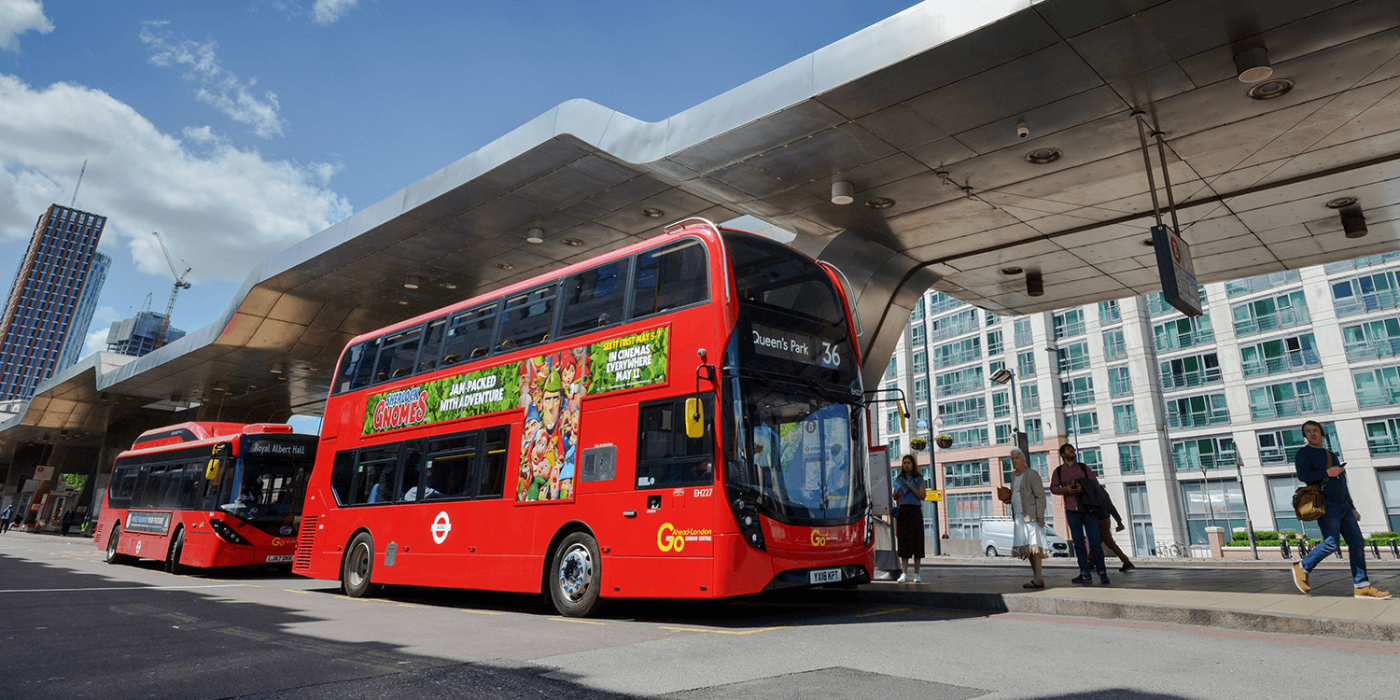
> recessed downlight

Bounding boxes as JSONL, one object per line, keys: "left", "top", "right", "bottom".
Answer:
{"left": 1025, "top": 148, "right": 1061, "bottom": 164}
{"left": 564, "top": 237, "right": 584, "bottom": 247}
{"left": 1326, "top": 196, "right": 1358, "bottom": 210}
{"left": 1247, "top": 79, "right": 1293, "bottom": 100}
{"left": 864, "top": 198, "right": 895, "bottom": 210}
{"left": 1000, "top": 266, "right": 1024, "bottom": 276}
{"left": 642, "top": 208, "right": 665, "bottom": 218}
{"left": 496, "top": 262, "right": 514, "bottom": 270}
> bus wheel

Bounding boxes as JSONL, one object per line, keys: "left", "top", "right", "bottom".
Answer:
{"left": 549, "top": 532, "right": 602, "bottom": 617}
{"left": 341, "top": 532, "right": 383, "bottom": 598}
{"left": 165, "top": 529, "right": 191, "bottom": 575}
{"left": 105, "top": 524, "right": 130, "bottom": 565}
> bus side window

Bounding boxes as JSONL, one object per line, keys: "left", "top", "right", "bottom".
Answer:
{"left": 179, "top": 464, "right": 203, "bottom": 509}
{"left": 476, "top": 427, "right": 509, "bottom": 499}
{"left": 109, "top": 466, "right": 136, "bottom": 508}
{"left": 422, "top": 433, "right": 475, "bottom": 500}
{"left": 337, "top": 341, "right": 378, "bottom": 393}
{"left": 353, "top": 446, "right": 399, "bottom": 505}
{"left": 418, "top": 317, "right": 446, "bottom": 372}
{"left": 635, "top": 395, "right": 714, "bottom": 489}
{"left": 496, "top": 284, "right": 557, "bottom": 352}
{"left": 377, "top": 326, "right": 423, "bottom": 382}
{"left": 138, "top": 466, "right": 165, "bottom": 508}
{"left": 632, "top": 240, "right": 708, "bottom": 318}
{"left": 331, "top": 450, "right": 356, "bottom": 505}
{"left": 442, "top": 305, "right": 497, "bottom": 365}
{"left": 397, "top": 443, "right": 424, "bottom": 502}
{"left": 559, "top": 260, "right": 629, "bottom": 339}
{"left": 161, "top": 465, "right": 185, "bottom": 508}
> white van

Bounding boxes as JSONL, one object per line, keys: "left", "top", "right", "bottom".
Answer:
{"left": 980, "top": 516, "right": 1071, "bottom": 557}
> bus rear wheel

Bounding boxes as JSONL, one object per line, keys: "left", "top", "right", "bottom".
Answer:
{"left": 165, "top": 528, "right": 191, "bottom": 575}
{"left": 549, "top": 532, "right": 602, "bottom": 617}
{"left": 105, "top": 524, "right": 130, "bottom": 565}
{"left": 341, "top": 532, "right": 383, "bottom": 598}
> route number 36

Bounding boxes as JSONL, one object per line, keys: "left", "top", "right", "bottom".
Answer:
{"left": 821, "top": 341, "right": 841, "bottom": 368}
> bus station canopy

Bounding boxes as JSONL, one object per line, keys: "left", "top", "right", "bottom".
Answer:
{"left": 3, "top": 0, "right": 1398, "bottom": 458}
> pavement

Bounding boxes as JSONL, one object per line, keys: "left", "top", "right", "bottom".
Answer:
{"left": 847, "top": 554, "right": 1400, "bottom": 643}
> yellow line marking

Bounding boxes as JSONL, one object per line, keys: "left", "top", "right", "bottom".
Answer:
{"left": 244, "top": 584, "right": 264, "bottom": 588}
{"left": 462, "top": 609, "right": 503, "bottom": 615}
{"left": 398, "top": 604, "right": 420, "bottom": 608}
{"left": 550, "top": 617, "right": 608, "bottom": 625}
{"left": 657, "top": 625, "right": 790, "bottom": 635}
{"left": 283, "top": 589, "right": 309, "bottom": 594}
{"left": 856, "top": 607, "right": 910, "bottom": 618}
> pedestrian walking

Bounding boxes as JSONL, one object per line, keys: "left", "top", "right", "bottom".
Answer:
{"left": 1098, "top": 496, "right": 1135, "bottom": 572}
{"left": 1002, "top": 447, "right": 1048, "bottom": 588}
{"left": 60, "top": 509, "right": 75, "bottom": 537}
{"left": 1050, "top": 443, "right": 1109, "bottom": 585}
{"left": 1290, "top": 420, "right": 1391, "bottom": 599}
{"left": 892, "top": 453, "right": 926, "bottom": 583}
{"left": 0, "top": 505, "right": 12, "bottom": 534}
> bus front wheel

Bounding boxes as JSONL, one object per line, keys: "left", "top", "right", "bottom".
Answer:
{"left": 165, "top": 528, "right": 191, "bottom": 575}
{"left": 105, "top": 524, "right": 130, "bottom": 565}
{"left": 549, "top": 532, "right": 602, "bottom": 617}
{"left": 341, "top": 532, "right": 383, "bottom": 598}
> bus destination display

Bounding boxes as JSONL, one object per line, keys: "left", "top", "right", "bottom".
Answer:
{"left": 750, "top": 322, "right": 846, "bottom": 371}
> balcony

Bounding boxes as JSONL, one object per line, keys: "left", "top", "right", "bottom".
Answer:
{"left": 1104, "top": 340, "right": 1127, "bottom": 361}
{"left": 1171, "top": 452, "right": 1238, "bottom": 472}
{"left": 1155, "top": 329, "right": 1214, "bottom": 351}
{"left": 941, "top": 407, "right": 988, "bottom": 426}
{"left": 936, "top": 378, "right": 984, "bottom": 398}
{"left": 929, "top": 317, "right": 979, "bottom": 343}
{"left": 1345, "top": 336, "right": 1400, "bottom": 362}
{"left": 1335, "top": 287, "right": 1400, "bottom": 317}
{"left": 1167, "top": 407, "right": 1230, "bottom": 429}
{"left": 1241, "top": 350, "right": 1320, "bottom": 377}
{"left": 934, "top": 347, "right": 980, "bottom": 369}
{"left": 1234, "top": 306, "right": 1310, "bottom": 337}
{"left": 1357, "top": 385, "right": 1400, "bottom": 408}
{"left": 1161, "top": 367, "right": 1223, "bottom": 390}
{"left": 1109, "top": 378, "right": 1132, "bottom": 397}
{"left": 1249, "top": 394, "right": 1331, "bottom": 421}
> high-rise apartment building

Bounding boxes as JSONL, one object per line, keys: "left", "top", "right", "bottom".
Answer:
{"left": 0, "top": 204, "right": 108, "bottom": 402}
{"left": 54, "top": 251, "right": 110, "bottom": 371}
{"left": 105, "top": 310, "right": 185, "bottom": 357}
{"left": 873, "top": 252, "right": 1400, "bottom": 555}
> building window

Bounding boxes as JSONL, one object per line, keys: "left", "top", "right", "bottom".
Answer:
{"left": 910, "top": 297, "right": 925, "bottom": 321}
{"left": 885, "top": 411, "right": 900, "bottom": 434}
{"left": 1154, "top": 315, "right": 1214, "bottom": 351}
{"left": 985, "top": 311, "right": 1000, "bottom": 327}
{"left": 912, "top": 350, "right": 927, "bottom": 375}
{"left": 887, "top": 437, "right": 902, "bottom": 459}
{"left": 1113, "top": 403, "right": 1138, "bottom": 434}
{"left": 937, "top": 396, "right": 986, "bottom": 425}
{"left": 1147, "top": 287, "right": 1207, "bottom": 316}
{"left": 1099, "top": 300, "right": 1121, "bottom": 325}
{"left": 1079, "top": 447, "right": 1103, "bottom": 477}
{"left": 1067, "top": 410, "right": 1098, "bottom": 435}
{"left": 1056, "top": 341, "right": 1090, "bottom": 372}
{"left": 1108, "top": 366, "right": 1132, "bottom": 397}
{"left": 1061, "top": 376, "right": 1095, "bottom": 406}
{"left": 1160, "top": 352, "right": 1221, "bottom": 390}
{"left": 1171, "top": 435, "right": 1236, "bottom": 472}
{"left": 934, "top": 337, "right": 981, "bottom": 369}
{"left": 1119, "top": 443, "right": 1143, "bottom": 474}
{"left": 1014, "top": 318, "right": 1032, "bottom": 347}
{"left": 992, "top": 391, "right": 1010, "bottom": 418}
{"left": 1240, "top": 334, "right": 1319, "bottom": 377}
{"left": 1021, "top": 384, "right": 1040, "bottom": 412}
{"left": 987, "top": 330, "right": 1003, "bottom": 356}
{"left": 1053, "top": 309, "right": 1085, "bottom": 339}
{"left": 928, "top": 309, "right": 978, "bottom": 342}
{"left": 885, "top": 356, "right": 898, "bottom": 380}
{"left": 1103, "top": 328, "right": 1126, "bottom": 360}
{"left": 1232, "top": 290, "right": 1309, "bottom": 337}
{"left": 1023, "top": 418, "right": 1043, "bottom": 443}
{"left": 1165, "top": 393, "right": 1230, "bottom": 429}
{"left": 946, "top": 426, "right": 989, "bottom": 449}
{"left": 1227, "top": 269, "right": 1300, "bottom": 296}
{"left": 1342, "top": 315, "right": 1400, "bottom": 361}
{"left": 1353, "top": 364, "right": 1400, "bottom": 407}
{"left": 1332, "top": 269, "right": 1400, "bottom": 317}
{"left": 914, "top": 378, "right": 929, "bottom": 403}
{"left": 928, "top": 291, "right": 964, "bottom": 316}
{"left": 1247, "top": 376, "right": 1330, "bottom": 420}
{"left": 1364, "top": 417, "right": 1400, "bottom": 456}
{"left": 1124, "top": 483, "right": 1154, "bottom": 556}
{"left": 995, "top": 422, "right": 1013, "bottom": 445}
{"left": 911, "top": 322, "right": 925, "bottom": 345}
{"left": 947, "top": 492, "right": 994, "bottom": 539}
{"left": 1180, "top": 480, "right": 1246, "bottom": 546}
{"left": 1001, "top": 454, "right": 1049, "bottom": 482}
{"left": 1257, "top": 423, "right": 1338, "bottom": 465}
{"left": 1017, "top": 350, "right": 1036, "bottom": 378}
{"left": 1379, "top": 471, "right": 1400, "bottom": 533}
{"left": 945, "top": 459, "right": 990, "bottom": 488}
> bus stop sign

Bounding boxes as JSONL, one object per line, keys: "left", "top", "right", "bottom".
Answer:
{"left": 1152, "top": 224, "right": 1201, "bottom": 317}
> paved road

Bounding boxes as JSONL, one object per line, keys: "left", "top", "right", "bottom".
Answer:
{"left": 2, "top": 533, "right": 1397, "bottom": 700}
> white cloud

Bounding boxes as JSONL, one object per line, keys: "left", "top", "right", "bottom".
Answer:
{"left": 0, "top": 74, "right": 351, "bottom": 288}
{"left": 139, "top": 24, "right": 288, "bottom": 139}
{"left": 0, "top": 0, "right": 53, "bottom": 52}
{"left": 311, "top": 0, "right": 358, "bottom": 25}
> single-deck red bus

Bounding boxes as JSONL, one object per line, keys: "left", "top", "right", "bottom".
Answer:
{"left": 95, "top": 422, "right": 317, "bottom": 573}
{"left": 294, "top": 218, "right": 873, "bottom": 616}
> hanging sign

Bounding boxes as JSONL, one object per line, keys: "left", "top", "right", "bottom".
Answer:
{"left": 1153, "top": 224, "right": 1202, "bottom": 317}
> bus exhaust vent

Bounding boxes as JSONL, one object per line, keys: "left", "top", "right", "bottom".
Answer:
{"left": 293, "top": 516, "right": 318, "bottom": 572}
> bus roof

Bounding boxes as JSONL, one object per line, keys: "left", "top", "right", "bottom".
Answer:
{"left": 131, "top": 422, "right": 297, "bottom": 451}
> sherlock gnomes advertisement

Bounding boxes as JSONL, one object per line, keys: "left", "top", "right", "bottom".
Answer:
{"left": 361, "top": 326, "right": 671, "bottom": 504}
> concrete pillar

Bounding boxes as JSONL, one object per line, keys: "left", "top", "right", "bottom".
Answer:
{"left": 1206, "top": 526, "right": 1226, "bottom": 558}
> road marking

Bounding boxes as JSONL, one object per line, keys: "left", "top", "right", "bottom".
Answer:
{"left": 283, "top": 589, "right": 310, "bottom": 594}
{"left": 550, "top": 617, "right": 607, "bottom": 625}
{"left": 856, "top": 607, "right": 911, "bottom": 617}
{"left": 0, "top": 584, "right": 244, "bottom": 594}
{"left": 657, "top": 625, "right": 790, "bottom": 635}
{"left": 462, "top": 609, "right": 503, "bottom": 615}
{"left": 398, "top": 604, "right": 420, "bottom": 609}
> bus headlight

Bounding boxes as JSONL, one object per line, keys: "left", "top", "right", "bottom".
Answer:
{"left": 209, "top": 519, "right": 252, "bottom": 546}
{"left": 731, "top": 497, "right": 765, "bottom": 551}
{"left": 863, "top": 513, "right": 874, "bottom": 548}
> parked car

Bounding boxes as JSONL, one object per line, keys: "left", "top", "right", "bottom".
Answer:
{"left": 980, "top": 516, "right": 1071, "bottom": 557}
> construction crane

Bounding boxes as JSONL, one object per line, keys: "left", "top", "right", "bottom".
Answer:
{"left": 151, "top": 231, "right": 191, "bottom": 352}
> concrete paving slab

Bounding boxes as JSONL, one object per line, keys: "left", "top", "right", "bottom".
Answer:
{"left": 1312, "top": 598, "right": 1391, "bottom": 622}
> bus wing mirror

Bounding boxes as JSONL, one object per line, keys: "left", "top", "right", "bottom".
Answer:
{"left": 205, "top": 459, "right": 222, "bottom": 482}
{"left": 684, "top": 398, "right": 706, "bottom": 439}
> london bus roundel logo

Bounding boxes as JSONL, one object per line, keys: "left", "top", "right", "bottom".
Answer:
{"left": 431, "top": 511, "right": 452, "bottom": 544}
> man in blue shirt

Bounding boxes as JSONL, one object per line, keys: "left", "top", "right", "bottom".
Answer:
{"left": 1291, "top": 420, "right": 1390, "bottom": 599}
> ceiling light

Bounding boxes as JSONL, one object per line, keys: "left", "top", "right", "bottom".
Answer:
{"left": 213, "top": 381, "right": 227, "bottom": 393}
{"left": 270, "top": 363, "right": 284, "bottom": 374}
{"left": 526, "top": 227, "right": 545, "bottom": 244}
{"left": 396, "top": 300, "right": 410, "bottom": 305}
{"left": 1247, "top": 79, "right": 1293, "bottom": 100}
{"left": 564, "top": 237, "right": 584, "bottom": 246}
{"left": 1000, "top": 266, "right": 1023, "bottom": 276}
{"left": 864, "top": 198, "right": 895, "bottom": 210}
{"left": 642, "top": 208, "right": 665, "bottom": 218}
{"left": 831, "top": 181, "right": 854, "bottom": 206}
{"left": 1341, "top": 205, "right": 1368, "bottom": 239}
{"left": 1026, "top": 271, "right": 1044, "bottom": 297}
{"left": 1234, "top": 46, "right": 1273, "bottom": 83}
{"left": 1025, "top": 148, "right": 1061, "bottom": 164}
{"left": 496, "top": 262, "right": 514, "bottom": 270}
{"left": 1325, "top": 196, "right": 1358, "bottom": 210}
{"left": 438, "top": 281, "right": 458, "bottom": 290}
{"left": 404, "top": 275, "right": 420, "bottom": 289}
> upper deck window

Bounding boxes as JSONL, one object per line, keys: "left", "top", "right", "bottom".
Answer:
{"left": 441, "top": 304, "right": 497, "bottom": 365}
{"left": 726, "top": 233, "right": 844, "bottom": 326}
{"left": 497, "top": 284, "right": 557, "bottom": 352}
{"left": 560, "top": 259, "right": 629, "bottom": 338}
{"left": 632, "top": 239, "right": 708, "bottom": 318}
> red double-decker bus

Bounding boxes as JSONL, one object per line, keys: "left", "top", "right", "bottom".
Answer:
{"left": 95, "top": 422, "right": 317, "bottom": 573}
{"left": 294, "top": 219, "right": 873, "bottom": 616}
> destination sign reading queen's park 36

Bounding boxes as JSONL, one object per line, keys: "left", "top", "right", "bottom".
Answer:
{"left": 361, "top": 326, "right": 671, "bottom": 436}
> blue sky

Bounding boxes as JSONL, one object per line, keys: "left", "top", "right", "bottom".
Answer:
{"left": 0, "top": 0, "right": 918, "bottom": 373}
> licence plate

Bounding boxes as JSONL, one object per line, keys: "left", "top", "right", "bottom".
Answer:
{"left": 808, "top": 568, "right": 842, "bottom": 584}
{"left": 265, "top": 555, "right": 293, "bottom": 563}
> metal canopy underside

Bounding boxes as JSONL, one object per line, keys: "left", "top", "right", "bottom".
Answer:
{"left": 4, "top": 0, "right": 1400, "bottom": 454}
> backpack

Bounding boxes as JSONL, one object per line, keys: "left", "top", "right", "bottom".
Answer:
{"left": 1059, "top": 463, "right": 1108, "bottom": 517}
